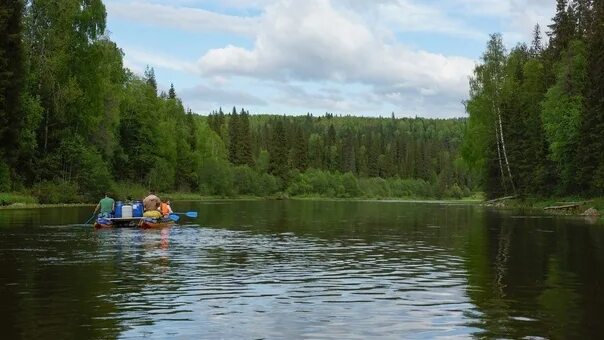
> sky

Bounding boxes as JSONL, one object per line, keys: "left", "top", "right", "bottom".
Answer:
{"left": 104, "top": 0, "right": 555, "bottom": 118}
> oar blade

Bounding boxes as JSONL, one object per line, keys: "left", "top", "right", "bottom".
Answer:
{"left": 169, "top": 214, "right": 181, "bottom": 222}
{"left": 185, "top": 211, "right": 198, "bottom": 218}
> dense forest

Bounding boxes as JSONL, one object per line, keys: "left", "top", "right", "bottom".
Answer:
{"left": 464, "top": 0, "right": 604, "bottom": 199}
{"left": 0, "top": 0, "right": 474, "bottom": 203}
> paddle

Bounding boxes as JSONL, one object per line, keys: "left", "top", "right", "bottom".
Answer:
{"left": 171, "top": 211, "right": 198, "bottom": 218}
{"left": 168, "top": 214, "right": 180, "bottom": 222}
{"left": 84, "top": 213, "right": 96, "bottom": 225}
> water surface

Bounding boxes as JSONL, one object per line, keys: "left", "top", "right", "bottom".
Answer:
{"left": 1, "top": 200, "right": 603, "bottom": 338}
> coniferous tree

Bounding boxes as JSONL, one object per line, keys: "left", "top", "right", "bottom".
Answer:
{"left": 144, "top": 66, "right": 157, "bottom": 94}
{"left": 228, "top": 107, "right": 239, "bottom": 165}
{"left": 0, "top": 0, "right": 26, "bottom": 173}
{"left": 168, "top": 83, "right": 176, "bottom": 99}
{"left": 530, "top": 24, "right": 544, "bottom": 56}
{"left": 577, "top": 0, "right": 604, "bottom": 193}
{"left": 292, "top": 125, "right": 308, "bottom": 171}
{"left": 238, "top": 108, "right": 254, "bottom": 167}
{"left": 269, "top": 120, "right": 288, "bottom": 180}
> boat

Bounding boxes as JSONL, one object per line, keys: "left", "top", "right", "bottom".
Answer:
{"left": 93, "top": 217, "right": 174, "bottom": 229}
{"left": 93, "top": 217, "right": 114, "bottom": 229}
{"left": 138, "top": 217, "right": 175, "bottom": 229}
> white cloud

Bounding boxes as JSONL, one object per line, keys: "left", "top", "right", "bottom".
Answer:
{"left": 180, "top": 84, "right": 268, "bottom": 107}
{"left": 444, "top": 0, "right": 555, "bottom": 41}
{"left": 342, "top": 0, "right": 485, "bottom": 40}
{"left": 106, "top": 1, "right": 261, "bottom": 36}
{"left": 197, "top": 0, "right": 475, "bottom": 105}
{"left": 123, "top": 48, "right": 199, "bottom": 74}
{"left": 106, "top": 0, "right": 555, "bottom": 117}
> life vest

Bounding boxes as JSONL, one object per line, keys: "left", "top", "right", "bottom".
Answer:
{"left": 160, "top": 202, "right": 171, "bottom": 216}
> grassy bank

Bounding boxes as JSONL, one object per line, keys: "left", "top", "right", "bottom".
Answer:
{"left": 0, "top": 190, "right": 484, "bottom": 209}
{"left": 0, "top": 192, "right": 38, "bottom": 206}
{"left": 487, "top": 196, "right": 604, "bottom": 215}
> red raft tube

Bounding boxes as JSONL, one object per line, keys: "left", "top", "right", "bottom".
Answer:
{"left": 138, "top": 217, "right": 175, "bottom": 229}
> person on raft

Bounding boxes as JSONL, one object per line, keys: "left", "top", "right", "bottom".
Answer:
{"left": 94, "top": 192, "right": 115, "bottom": 218}
{"left": 143, "top": 191, "right": 162, "bottom": 218}
{"left": 160, "top": 199, "right": 173, "bottom": 217}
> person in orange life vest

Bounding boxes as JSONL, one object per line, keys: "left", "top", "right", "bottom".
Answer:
{"left": 160, "top": 199, "right": 173, "bottom": 217}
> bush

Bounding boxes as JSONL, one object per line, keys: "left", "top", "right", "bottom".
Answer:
{"left": 0, "top": 193, "right": 38, "bottom": 206}
{"left": 113, "top": 182, "right": 148, "bottom": 201}
{"left": 32, "top": 180, "right": 80, "bottom": 204}
{"left": 387, "top": 178, "right": 433, "bottom": 198}
{"left": 359, "top": 177, "right": 391, "bottom": 198}
{"left": 198, "top": 159, "right": 234, "bottom": 196}
{"left": 0, "top": 161, "right": 10, "bottom": 192}
{"left": 341, "top": 172, "right": 360, "bottom": 198}
{"left": 446, "top": 183, "right": 464, "bottom": 199}
{"left": 77, "top": 149, "right": 114, "bottom": 202}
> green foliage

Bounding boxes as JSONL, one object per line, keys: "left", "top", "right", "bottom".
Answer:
{"left": 0, "top": 192, "right": 37, "bottom": 205}
{"left": 0, "top": 161, "right": 10, "bottom": 191}
{"left": 359, "top": 178, "right": 391, "bottom": 198}
{"left": 111, "top": 182, "right": 147, "bottom": 202}
{"left": 463, "top": 2, "right": 604, "bottom": 198}
{"left": 32, "top": 180, "right": 80, "bottom": 204}
{"left": 198, "top": 158, "right": 235, "bottom": 196}
{"left": 541, "top": 40, "right": 587, "bottom": 193}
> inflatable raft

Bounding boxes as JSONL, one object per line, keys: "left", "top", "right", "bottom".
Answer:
{"left": 139, "top": 217, "right": 175, "bottom": 229}
{"left": 93, "top": 217, "right": 174, "bottom": 229}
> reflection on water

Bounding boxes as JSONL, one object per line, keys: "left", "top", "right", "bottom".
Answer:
{"left": 1, "top": 201, "right": 604, "bottom": 338}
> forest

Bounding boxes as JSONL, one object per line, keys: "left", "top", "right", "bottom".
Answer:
{"left": 464, "top": 0, "right": 604, "bottom": 199}
{"left": 0, "top": 0, "right": 474, "bottom": 204}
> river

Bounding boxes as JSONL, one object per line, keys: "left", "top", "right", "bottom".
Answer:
{"left": 1, "top": 200, "right": 603, "bottom": 339}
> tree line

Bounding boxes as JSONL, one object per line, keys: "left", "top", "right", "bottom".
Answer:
{"left": 0, "top": 0, "right": 474, "bottom": 203}
{"left": 464, "top": 0, "right": 604, "bottom": 199}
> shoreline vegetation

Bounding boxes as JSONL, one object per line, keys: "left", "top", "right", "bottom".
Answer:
{"left": 0, "top": 191, "right": 484, "bottom": 209}
{"left": 2, "top": 190, "right": 603, "bottom": 218}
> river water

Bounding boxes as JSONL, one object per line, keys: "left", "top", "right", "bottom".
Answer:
{"left": 1, "top": 200, "right": 603, "bottom": 339}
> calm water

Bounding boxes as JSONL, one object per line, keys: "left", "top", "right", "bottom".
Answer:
{"left": 1, "top": 200, "right": 604, "bottom": 339}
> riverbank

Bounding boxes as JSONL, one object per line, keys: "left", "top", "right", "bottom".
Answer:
{"left": 484, "top": 196, "right": 604, "bottom": 216}
{"left": 0, "top": 191, "right": 484, "bottom": 209}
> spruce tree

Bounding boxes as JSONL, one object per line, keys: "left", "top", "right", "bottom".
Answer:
{"left": 228, "top": 107, "right": 239, "bottom": 165}
{"left": 168, "top": 83, "right": 176, "bottom": 99}
{"left": 144, "top": 66, "right": 157, "bottom": 94}
{"left": 292, "top": 125, "right": 308, "bottom": 171}
{"left": 0, "top": 0, "right": 25, "bottom": 169}
{"left": 269, "top": 120, "right": 288, "bottom": 180}
{"left": 577, "top": 0, "right": 604, "bottom": 193}
{"left": 238, "top": 108, "right": 254, "bottom": 166}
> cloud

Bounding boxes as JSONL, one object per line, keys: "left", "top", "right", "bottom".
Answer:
{"left": 106, "top": 1, "right": 261, "bottom": 36}
{"left": 340, "top": 0, "right": 485, "bottom": 40}
{"left": 272, "top": 83, "right": 379, "bottom": 114}
{"left": 198, "top": 0, "right": 475, "bottom": 100}
{"left": 106, "top": 0, "right": 555, "bottom": 117}
{"left": 444, "top": 0, "right": 555, "bottom": 41}
{"left": 124, "top": 48, "right": 199, "bottom": 74}
{"left": 180, "top": 84, "right": 268, "bottom": 108}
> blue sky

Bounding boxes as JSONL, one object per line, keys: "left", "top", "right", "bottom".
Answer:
{"left": 104, "top": 0, "right": 554, "bottom": 118}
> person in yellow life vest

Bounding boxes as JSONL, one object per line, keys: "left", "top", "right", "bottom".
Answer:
{"left": 143, "top": 191, "right": 162, "bottom": 218}
{"left": 160, "top": 199, "right": 173, "bottom": 217}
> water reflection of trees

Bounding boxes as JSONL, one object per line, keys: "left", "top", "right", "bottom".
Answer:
{"left": 0, "top": 227, "right": 123, "bottom": 338}
{"left": 463, "top": 209, "right": 604, "bottom": 339}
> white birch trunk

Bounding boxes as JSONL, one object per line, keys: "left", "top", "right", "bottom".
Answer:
{"left": 497, "top": 106, "right": 516, "bottom": 194}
